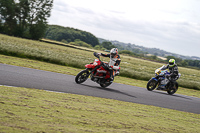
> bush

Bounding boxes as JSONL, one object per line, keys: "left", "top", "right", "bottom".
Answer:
{"left": 69, "top": 40, "right": 92, "bottom": 48}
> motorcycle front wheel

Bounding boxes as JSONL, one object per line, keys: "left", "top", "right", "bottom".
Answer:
{"left": 147, "top": 78, "right": 158, "bottom": 91}
{"left": 75, "top": 70, "right": 89, "bottom": 84}
{"left": 167, "top": 82, "right": 178, "bottom": 95}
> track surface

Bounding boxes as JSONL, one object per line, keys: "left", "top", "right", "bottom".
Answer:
{"left": 0, "top": 63, "right": 200, "bottom": 114}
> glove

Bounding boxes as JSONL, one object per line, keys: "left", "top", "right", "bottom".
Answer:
{"left": 97, "top": 53, "right": 101, "bottom": 56}
{"left": 166, "top": 75, "right": 170, "bottom": 78}
{"left": 103, "top": 63, "right": 107, "bottom": 66}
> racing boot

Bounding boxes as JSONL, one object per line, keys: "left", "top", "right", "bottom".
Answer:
{"left": 109, "top": 75, "right": 114, "bottom": 83}
{"left": 115, "top": 70, "right": 120, "bottom": 76}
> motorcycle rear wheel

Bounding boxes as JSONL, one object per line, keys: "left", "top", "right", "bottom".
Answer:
{"left": 167, "top": 82, "right": 178, "bottom": 95}
{"left": 100, "top": 78, "right": 113, "bottom": 88}
{"left": 147, "top": 79, "right": 158, "bottom": 91}
{"left": 75, "top": 70, "right": 89, "bottom": 84}
{"left": 100, "top": 82, "right": 112, "bottom": 88}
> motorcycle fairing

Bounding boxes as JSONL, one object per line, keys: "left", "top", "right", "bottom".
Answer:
{"left": 152, "top": 77, "right": 158, "bottom": 81}
{"left": 85, "top": 64, "right": 94, "bottom": 68}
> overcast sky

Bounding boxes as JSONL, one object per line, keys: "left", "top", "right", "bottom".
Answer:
{"left": 49, "top": 0, "right": 200, "bottom": 57}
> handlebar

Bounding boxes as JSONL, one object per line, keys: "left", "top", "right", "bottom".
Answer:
{"left": 93, "top": 52, "right": 103, "bottom": 62}
{"left": 93, "top": 52, "right": 112, "bottom": 70}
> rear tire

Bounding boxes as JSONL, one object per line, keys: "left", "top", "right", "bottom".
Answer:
{"left": 100, "top": 78, "right": 113, "bottom": 88}
{"left": 147, "top": 79, "right": 158, "bottom": 91}
{"left": 167, "top": 82, "right": 178, "bottom": 95}
{"left": 75, "top": 70, "right": 89, "bottom": 84}
{"left": 100, "top": 82, "right": 112, "bottom": 88}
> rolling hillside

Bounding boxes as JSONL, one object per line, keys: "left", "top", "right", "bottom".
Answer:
{"left": 43, "top": 25, "right": 200, "bottom": 61}
{"left": 99, "top": 38, "right": 200, "bottom": 61}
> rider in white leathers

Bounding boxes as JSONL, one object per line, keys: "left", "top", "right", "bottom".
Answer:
{"left": 98, "top": 48, "right": 121, "bottom": 81}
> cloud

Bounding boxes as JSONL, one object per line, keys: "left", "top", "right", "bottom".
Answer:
{"left": 49, "top": 0, "right": 200, "bottom": 57}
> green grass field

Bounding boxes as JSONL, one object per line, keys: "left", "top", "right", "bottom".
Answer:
{"left": 0, "top": 34, "right": 200, "bottom": 132}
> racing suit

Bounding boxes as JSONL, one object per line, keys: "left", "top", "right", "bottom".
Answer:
{"left": 161, "top": 64, "right": 179, "bottom": 88}
{"left": 100, "top": 53, "right": 121, "bottom": 81}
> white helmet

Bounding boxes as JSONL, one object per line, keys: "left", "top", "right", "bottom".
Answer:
{"left": 110, "top": 48, "right": 118, "bottom": 58}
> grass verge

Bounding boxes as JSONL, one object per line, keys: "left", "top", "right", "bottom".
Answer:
{"left": 0, "top": 86, "right": 200, "bottom": 133}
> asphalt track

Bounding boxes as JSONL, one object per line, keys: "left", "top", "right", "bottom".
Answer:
{"left": 0, "top": 63, "right": 200, "bottom": 114}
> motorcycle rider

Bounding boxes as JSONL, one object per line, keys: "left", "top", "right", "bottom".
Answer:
{"left": 98, "top": 48, "right": 121, "bottom": 81}
{"left": 160, "top": 59, "right": 179, "bottom": 89}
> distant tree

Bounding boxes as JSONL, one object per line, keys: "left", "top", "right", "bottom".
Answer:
{"left": 74, "top": 39, "right": 92, "bottom": 48}
{"left": 101, "top": 41, "right": 115, "bottom": 50}
{"left": 61, "top": 39, "right": 68, "bottom": 44}
{"left": 132, "top": 48, "right": 140, "bottom": 54}
{"left": 94, "top": 45, "right": 105, "bottom": 50}
{"left": 29, "top": 20, "right": 47, "bottom": 40}
{"left": 14, "top": 0, "right": 30, "bottom": 36}
{"left": 0, "top": 0, "right": 16, "bottom": 35}
{"left": 45, "top": 25, "right": 99, "bottom": 46}
{"left": 166, "top": 56, "right": 176, "bottom": 61}
{"left": 152, "top": 55, "right": 157, "bottom": 60}
{"left": 184, "top": 59, "right": 200, "bottom": 68}
{"left": 180, "top": 60, "right": 188, "bottom": 67}
{"left": 154, "top": 53, "right": 158, "bottom": 56}
{"left": 28, "top": 0, "right": 53, "bottom": 39}
{"left": 0, "top": 0, "right": 54, "bottom": 39}
{"left": 119, "top": 50, "right": 133, "bottom": 55}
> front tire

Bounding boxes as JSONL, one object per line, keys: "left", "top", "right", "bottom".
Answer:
{"left": 75, "top": 70, "right": 89, "bottom": 84}
{"left": 147, "top": 78, "right": 158, "bottom": 91}
{"left": 167, "top": 82, "right": 178, "bottom": 95}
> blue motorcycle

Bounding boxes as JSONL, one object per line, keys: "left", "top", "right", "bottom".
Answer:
{"left": 147, "top": 65, "right": 180, "bottom": 95}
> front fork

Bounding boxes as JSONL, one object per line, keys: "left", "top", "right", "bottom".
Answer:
{"left": 151, "top": 77, "right": 159, "bottom": 88}
{"left": 85, "top": 66, "right": 101, "bottom": 78}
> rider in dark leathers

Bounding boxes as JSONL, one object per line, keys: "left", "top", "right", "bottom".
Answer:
{"left": 161, "top": 59, "right": 179, "bottom": 89}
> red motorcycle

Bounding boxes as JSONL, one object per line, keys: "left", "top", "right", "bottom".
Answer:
{"left": 75, "top": 52, "right": 120, "bottom": 88}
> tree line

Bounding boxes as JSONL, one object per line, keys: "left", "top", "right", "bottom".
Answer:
{"left": 0, "top": 0, "right": 53, "bottom": 40}
{"left": 45, "top": 25, "right": 117, "bottom": 50}
{"left": 45, "top": 25, "right": 100, "bottom": 47}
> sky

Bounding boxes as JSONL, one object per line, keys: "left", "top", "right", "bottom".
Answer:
{"left": 48, "top": 0, "right": 200, "bottom": 57}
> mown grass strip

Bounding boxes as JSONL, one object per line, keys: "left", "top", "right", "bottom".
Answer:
{"left": 0, "top": 86, "right": 200, "bottom": 133}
